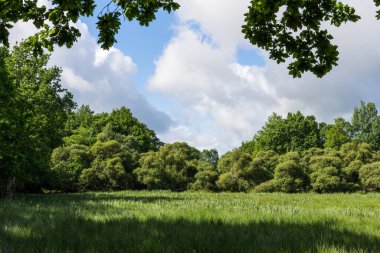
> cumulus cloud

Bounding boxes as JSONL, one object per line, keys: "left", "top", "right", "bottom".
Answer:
{"left": 150, "top": 0, "right": 380, "bottom": 153}
{"left": 9, "top": 19, "right": 173, "bottom": 134}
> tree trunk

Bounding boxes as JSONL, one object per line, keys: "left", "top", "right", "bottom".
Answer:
{"left": 5, "top": 177, "right": 14, "bottom": 199}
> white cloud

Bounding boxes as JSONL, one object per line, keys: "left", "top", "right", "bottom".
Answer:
{"left": 61, "top": 67, "right": 94, "bottom": 92}
{"left": 149, "top": 0, "right": 380, "bottom": 153}
{"left": 8, "top": 0, "right": 380, "bottom": 153}
{"left": 9, "top": 19, "right": 173, "bottom": 134}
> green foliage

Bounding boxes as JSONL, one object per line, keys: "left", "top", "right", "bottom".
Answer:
{"left": 323, "top": 117, "right": 351, "bottom": 149}
{"left": 252, "top": 112, "right": 321, "bottom": 154}
{"left": 81, "top": 157, "right": 133, "bottom": 191}
{"left": 359, "top": 162, "right": 380, "bottom": 192}
{"left": 199, "top": 149, "right": 219, "bottom": 169}
{"left": 242, "top": 0, "right": 361, "bottom": 77}
{"left": 216, "top": 149, "right": 275, "bottom": 192}
{"left": 0, "top": 0, "right": 180, "bottom": 52}
{"left": 0, "top": 43, "right": 75, "bottom": 195}
{"left": 352, "top": 101, "right": 380, "bottom": 149}
{"left": 254, "top": 179, "right": 279, "bottom": 193}
{"left": 342, "top": 160, "right": 362, "bottom": 191}
{"left": 273, "top": 160, "right": 308, "bottom": 193}
{"left": 51, "top": 145, "right": 91, "bottom": 192}
{"left": 308, "top": 151, "right": 343, "bottom": 192}
{"left": 255, "top": 150, "right": 279, "bottom": 174}
{"left": 190, "top": 161, "right": 218, "bottom": 191}
{"left": 311, "top": 167, "right": 341, "bottom": 193}
{"left": 134, "top": 142, "right": 200, "bottom": 190}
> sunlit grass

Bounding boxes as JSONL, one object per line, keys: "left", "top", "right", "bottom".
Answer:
{"left": 1, "top": 191, "right": 380, "bottom": 252}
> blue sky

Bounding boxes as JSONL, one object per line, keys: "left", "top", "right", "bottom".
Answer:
{"left": 10, "top": 0, "right": 380, "bottom": 153}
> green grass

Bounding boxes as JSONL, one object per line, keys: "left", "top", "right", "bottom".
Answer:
{"left": 1, "top": 191, "right": 380, "bottom": 253}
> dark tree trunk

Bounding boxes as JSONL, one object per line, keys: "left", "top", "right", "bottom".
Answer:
{"left": 5, "top": 177, "right": 15, "bottom": 199}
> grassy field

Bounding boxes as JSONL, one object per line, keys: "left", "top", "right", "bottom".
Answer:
{"left": 1, "top": 191, "right": 380, "bottom": 253}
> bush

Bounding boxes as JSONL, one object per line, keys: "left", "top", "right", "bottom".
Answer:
{"left": 216, "top": 172, "right": 250, "bottom": 192}
{"left": 359, "top": 162, "right": 380, "bottom": 192}
{"left": 311, "top": 167, "right": 341, "bottom": 193}
{"left": 274, "top": 160, "right": 308, "bottom": 193}
{"left": 50, "top": 145, "right": 92, "bottom": 192}
{"left": 79, "top": 168, "right": 107, "bottom": 191}
{"left": 190, "top": 162, "right": 218, "bottom": 191}
{"left": 309, "top": 155, "right": 343, "bottom": 172}
{"left": 254, "top": 179, "right": 279, "bottom": 193}
{"left": 103, "top": 157, "right": 134, "bottom": 190}
{"left": 134, "top": 142, "right": 201, "bottom": 190}
{"left": 216, "top": 150, "right": 275, "bottom": 192}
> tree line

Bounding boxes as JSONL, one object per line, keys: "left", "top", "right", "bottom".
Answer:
{"left": 1, "top": 44, "right": 380, "bottom": 198}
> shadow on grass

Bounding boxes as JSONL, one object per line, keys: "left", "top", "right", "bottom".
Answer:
{"left": 1, "top": 210, "right": 379, "bottom": 253}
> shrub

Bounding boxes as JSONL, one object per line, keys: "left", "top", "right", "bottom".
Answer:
{"left": 311, "top": 167, "right": 341, "bottom": 193}
{"left": 134, "top": 142, "right": 200, "bottom": 190}
{"left": 274, "top": 160, "right": 308, "bottom": 193}
{"left": 190, "top": 162, "right": 218, "bottom": 191}
{"left": 359, "top": 162, "right": 380, "bottom": 192}
{"left": 255, "top": 179, "right": 279, "bottom": 193}
{"left": 50, "top": 145, "right": 92, "bottom": 192}
{"left": 79, "top": 168, "right": 107, "bottom": 191}
{"left": 216, "top": 172, "right": 250, "bottom": 192}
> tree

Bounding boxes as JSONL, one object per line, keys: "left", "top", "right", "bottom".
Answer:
{"left": 273, "top": 160, "right": 308, "bottom": 193}
{"left": 251, "top": 112, "right": 322, "bottom": 154}
{"left": 0, "top": 47, "right": 16, "bottom": 198}
{"left": 190, "top": 161, "right": 218, "bottom": 191}
{"left": 216, "top": 149, "right": 275, "bottom": 192}
{"left": 351, "top": 101, "right": 380, "bottom": 149}
{"left": 133, "top": 142, "right": 200, "bottom": 190}
{"left": 0, "top": 0, "right": 180, "bottom": 53}
{"left": 51, "top": 144, "right": 92, "bottom": 192}
{"left": 359, "top": 162, "right": 380, "bottom": 192}
{"left": 308, "top": 150, "right": 344, "bottom": 192}
{"left": 242, "top": 0, "right": 366, "bottom": 78}
{"left": 200, "top": 149, "right": 219, "bottom": 169}
{"left": 0, "top": 43, "right": 75, "bottom": 198}
{"left": 323, "top": 117, "right": 351, "bottom": 150}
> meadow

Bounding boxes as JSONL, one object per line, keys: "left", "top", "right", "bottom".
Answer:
{"left": 1, "top": 191, "right": 380, "bottom": 253}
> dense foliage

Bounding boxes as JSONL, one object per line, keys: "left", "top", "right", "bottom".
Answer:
{"left": 242, "top": 1, "right": 379, "bottom": 77}
{"left": 1, "top": 43, "right": 380, "bottom": 195}
{"left": 49, "top": 106, "right": 163, "bottom": 192}
{"left": 0, "top": 43, "right": 75, "bottom": 198}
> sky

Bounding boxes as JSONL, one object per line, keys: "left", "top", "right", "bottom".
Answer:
{"left": 9, "top": 0, "right": 380, "bottom": 154}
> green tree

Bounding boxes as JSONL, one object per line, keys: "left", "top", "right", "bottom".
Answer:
{"left": 200, "top": 149, "right": 219, "bottom": 169}
{"left": 0, "top": 0, "right": 180, "bottom": 52}
{"left": 351, "top": 101, "right": 380, "bottom": 149}
{"left": 0, "top": 43, "right": 75, "bottom": 197}
{"left": 190, "top": 161, "right": 218, "bottom": 191}
{"left": 79, "top": 137, "right": 134, "bottom": 191}
{"left": 216, "top": 149, "right": 275, "bottom": 192}
{"left": 359, "top": 162, "right": 380, "bottom": 192}
{"left": 308, "top": 151, "right": 344, "bottom": 192}
{"left": 51, "top": 144, "right": 92, "bottom": 192}
{"left": 252, "top": 112, "right": 322, "bottom": 154}
{"left": 134, "top": 142, "right": 200, "bottom": 190}
{"left": 273, "top": 153, "right": 308, "bottom": 193}
{"left": 323, "top": 117, "right": 351, "bottom": 149}
{"left": 242, "top": 0, "right": 364, "bottom": 77}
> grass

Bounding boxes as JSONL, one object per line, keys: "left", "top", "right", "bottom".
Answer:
{"left": 1, "top": 191, "right": 380, "bottom": 253}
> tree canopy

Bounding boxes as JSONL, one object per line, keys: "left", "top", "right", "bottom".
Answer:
{"left": 0, "top": 42, "right": 75, "bottom": 197}
{"left": 0, "top": 0, "right": 180, "bottom": 53}
{"left": 242, "top": 0, "right": 379, "bottom": 78}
